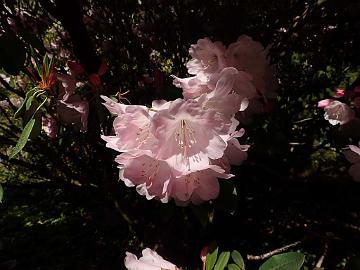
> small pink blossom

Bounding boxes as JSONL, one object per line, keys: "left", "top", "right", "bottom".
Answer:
{"left": 115, "top": 152, "right": 172, "bottom": 202}
{"left": 125, "top": 248, "right": 177, "bottom": 270}
{"left": 226, "top": 35, "right": 277, "bottom": 94}
{"left": 42, "top": 116, "right": 58, "bottom": 138}
{"left": 169, "top": 165, "right": 233, "bottom": 205}
{"left": 345, "top": 144, "right": 360, "bottom": 182}
{"left": 322, "top": 100, "right": 354, "bottom": 125}
{"left": 151, "top": 98, "right": 231, "bottom": 175}
{"left": 186, "top": 38, "right": 227, "bottom": 80}
{"left": 318, "top": 99, "right": 334, "bottom": 108}
{"left": 172, "top": 75, "right": 210, "bottom": 99}
{"left": 56, "top": 72, "right": 89, "bottom": 132}
{"left": 57, "top": 98, "right": 89, "bottom": 132}
{"left": 335, "top": 88, "right": 345, "bottom": 97}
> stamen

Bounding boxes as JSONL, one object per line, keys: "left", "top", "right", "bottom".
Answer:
{"left": 175, "top": 119, "right": 197, "bottom": 158}
{"left": 135, "top": 123, "right": 150, "bottom": 146}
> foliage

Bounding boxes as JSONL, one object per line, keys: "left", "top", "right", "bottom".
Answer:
{"left": 0, "top": 0, "right": 360, "bottom": 269}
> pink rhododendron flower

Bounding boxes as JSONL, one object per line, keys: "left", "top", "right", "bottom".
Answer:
{"left": 169, "top": 165, "right": 233, "bottom": 205}
{"left": 318, "top": 99, "right": 334, "bottom": 108}
{"left": 42, "top": 116, "right": 58, "bottom": 138}
{"left": 226, "top": 35, "right": 277, "bottom": 94}
{"left": 172, "top": 75, "right": 210, "bottom": 99}
{"left": 56, "top": 73, "right": 89, "bottom": 132}
{"left": 101, "top": 37, "right": 258, "bottom": 204}
{"left": 152, "top": 98, "right": 232, "bottom": 175}
{"left": 186, "top": 38, "right": 227, "bottom": 80}
{"left": 198, "top": 68, "right": 252, "bottom": 116}
{"left": 101, "top": 100, "right": 156, "bottom": 153}
{"left": 57, "top": 73, "right": 77, "bottom": 101}
{"left": 335, "top": 88, "right": 345, "bottom": 97}
{"left": 345, "top": 144, "right": 360, "bottom": 182}
{"left": 115, "top": 152, "right": 172, "bottom": 202}
{"left": 57, "top": 98, "right": 89, "bottom": 132}
{"left": 125, "top": 248, "right": 177, "bottom": 270}
{"left": 322, "top": 100, "right": 354, "bottom": 125}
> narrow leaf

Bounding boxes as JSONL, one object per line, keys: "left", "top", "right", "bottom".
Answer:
{"left": 206, "top": 244, "right": 219, "bottom": 270}
{"left": 214, "top": 251, "right": 230, "bottom": 270}
{"left": 258, "top": 252, "right": 305, "bottom": 270}
{"left": 0, "top": 184, "right": 3, "bottom": 203}
{"left": 231, "top": 250, "right": 245, "bottom": 270}
{"left": 14, "top": 89, "right": 35, "bottom": 118}
{"left": 228, "top": 264, "right": 241, "bottom": 270}
{"left": 9, "top": 118, "right": 36, "bottom": 159}
{"left": 26, "top": 94, "right": 34, "bottom": 110}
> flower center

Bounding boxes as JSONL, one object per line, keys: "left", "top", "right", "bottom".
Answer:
{"left": 135, "top": 123, "right": 150, "bottom": 147}
{"left": 175, "top": 119, "right": 196, "bottom": 153}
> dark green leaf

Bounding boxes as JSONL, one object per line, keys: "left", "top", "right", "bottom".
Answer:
{"left": 228, "top": 264, "right": 241, "bottom": 270}
{"left": 0, "top": 184, "right": 3, "bottom": 203}
{"left": 29, "top": 111, "right": 42, "bottom": 139}
{"left": 214, "top": 251, "right": 230, "bottom": 270}
{"left": 206, "top": 243, "right": 219, "bottom": 270}
{"left": 14, "top": 89, "right": 36, "bottom": 118}
{"left": 258, "top": 252, "right": 305, "bottom": 270}
{"left": 231, "top": 250, "right": 245, "bottom": 270}
{"left": 0, "top": 32, "right": 26, "bottom": 75}
{"left": 9, "top": 118, "right": 36, "bottom": 159}
{"left": 26, "top": 94, "right": 34, "bottom": 110}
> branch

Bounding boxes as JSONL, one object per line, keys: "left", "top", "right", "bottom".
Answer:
{"left": 247, "top": 240, "right": 302, "bottom": 260}
{"left": 313, "top": 243, "right": 328, "bottom": 270}
{"left": 40, "top": 0, "right": 101, "bottom": 74}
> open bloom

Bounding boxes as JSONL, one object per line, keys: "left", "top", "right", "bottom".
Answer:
{"left": 320, "top": 100, "right": 354, "bottom": 125}
{"left": 186, "top": 38, "right": 227, "bottom": 81}
{"left": 125, "top": 248, "right": 177, "bottom": 270}
{"left": 152, "top": 98, "right": 232, "bottom": 175}
{"left": 345, "top": 143, "right": 360, "bottom": 182}
{"left": 115, "top": 151, "right": 172, "bottom": 202}
{"left": 169, "top": 165, "right": 233, "bottom": 205}
{"left": 42, "top": 115, "right": 58, "bottom": 138}
{"left": 56, "top": 72, "right": 89, "bottom": 132}
{"left": 172, "top": 75, "right": 210, "bottom": 99}
{"left": 226, "top": 35, "right": 277, "bottom": 94}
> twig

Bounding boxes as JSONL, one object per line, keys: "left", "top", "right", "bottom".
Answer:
{"left": 247, "top": 240, "right": 302, "bottom": 260}
{"left": 314, "top": 243, "right": 328, "bottom": 270}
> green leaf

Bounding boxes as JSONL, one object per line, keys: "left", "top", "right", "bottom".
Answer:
{"left": 231, "top": 250, "right": 245, "bottom": 270}
{"left": 206, "top": 244, "right": 219, "bottom": 270}
{"left": 0, "top": 184, "right": 3, "bottom": 203}
{"left": 258, "top": 252, "right": 305, "bottom": 270}
{"left": 0, "top": 32, "right": 26, "bottom": 75}
{"left": 29, "top": 111, "right": 42, "bottom": 139}
{"left": 228, "top": 264, "right": 241, "bottom": 270}
{"left": 9, "top": 118, "right": 36, "bottom": 159}
{"left": 215, "top": 251, "right": 231, "bottom": 270}
{"left": 26, "top": 94, "right": 35, "bottom": 110}
{"left": 14, "top": 89, "right": 36, "bottom": 118}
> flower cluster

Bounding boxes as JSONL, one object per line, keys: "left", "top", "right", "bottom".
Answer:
{"left": 125, "top": 248, "right": 178, "bottom": 270}
{"left": 102, "top": 36, "right": 276, "bottom": 205}
{"left": 319, "top": 86, "right": 360, "bottom": 181}
{"left": 318, "top": 89, "right": 355, "bottom": 126}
